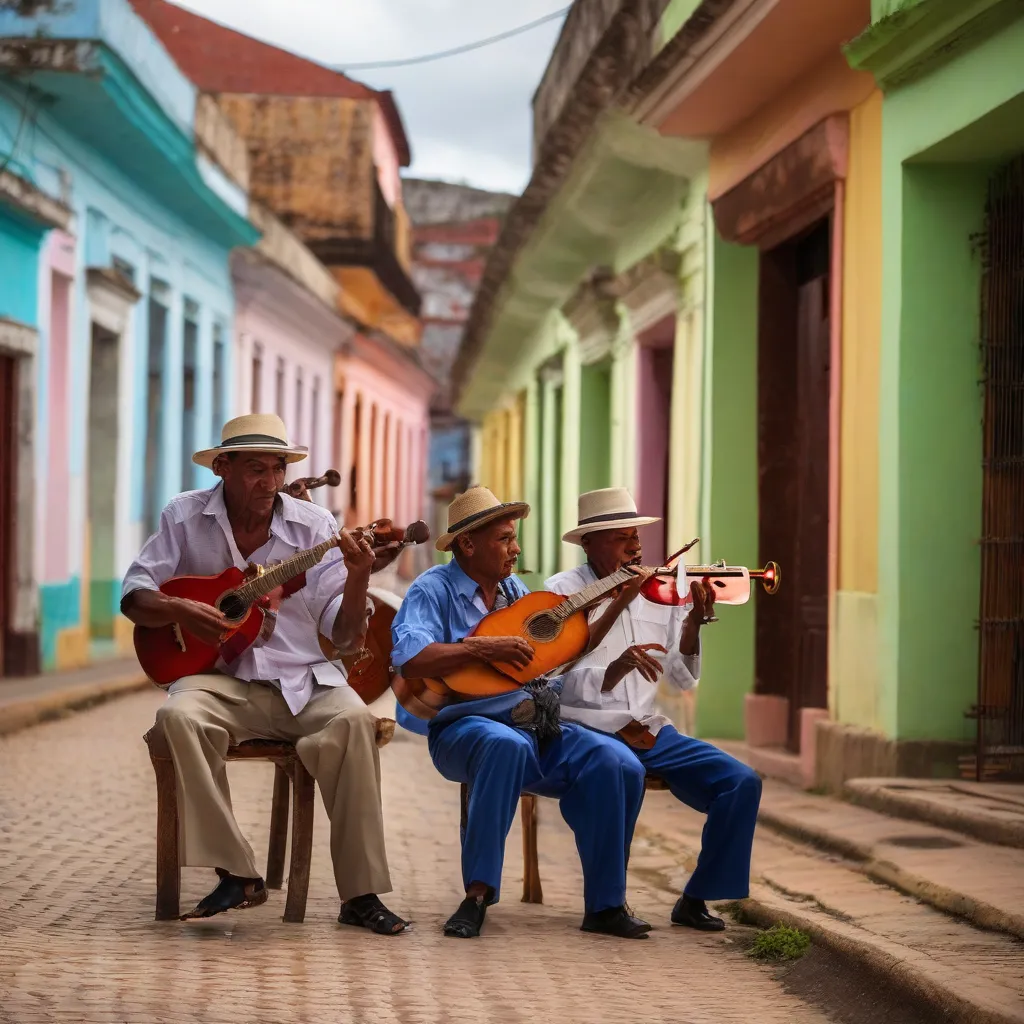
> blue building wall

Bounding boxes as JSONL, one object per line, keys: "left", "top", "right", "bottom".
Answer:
{"left": 0, "top": 206, "right": 44, "bottom": 327}
{"left": 0, "top": 0, "right": 257, "bottom": 669}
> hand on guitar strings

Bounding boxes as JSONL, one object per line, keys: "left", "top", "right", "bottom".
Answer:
{"left": 602, "top": 643, "right": 668, "bottom": 691}
{"left": 464, "top": 635, "right": 535, "bottom": 670}
{"left": 174, "top": 598, "right": 231, "bottom": 646}
{"left": 338, "top": 530, "right": 376, "bottom": 577}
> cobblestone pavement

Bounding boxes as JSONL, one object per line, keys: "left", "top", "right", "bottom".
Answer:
{"left": 0, "top": 691, "right": 831, "bottom": 1024}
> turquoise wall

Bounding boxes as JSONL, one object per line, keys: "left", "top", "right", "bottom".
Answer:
{"left": 39, "top": 578, "right": 81, "bottom": 670}
{"left": 0, "top": 207, "right": 44, "bottom": 326}
{"left": 696, "top": 229, "right": 759, "bottom": 739}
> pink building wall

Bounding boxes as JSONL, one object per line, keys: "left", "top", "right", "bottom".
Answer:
{"left": 373, "top": 106, "right": 402, "bottom": 210}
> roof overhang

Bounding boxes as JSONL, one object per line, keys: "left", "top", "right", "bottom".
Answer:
{"left": 455, "top": 112, "right": 705, "bottom": 422}
{"left": 0, "top": 39, "right": 259, "bottom": 249}
{"left": 640, "top": 0, "right": 870, "bottom": 137}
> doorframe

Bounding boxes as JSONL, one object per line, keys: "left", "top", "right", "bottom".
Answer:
{"left": 711, "top": 115, "right": 849, "bottom": 747}
{"left": 0, "top": 316, "right": 40, "bottom": 675}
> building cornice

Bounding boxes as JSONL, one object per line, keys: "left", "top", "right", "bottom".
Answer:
{"left": 845, "top": 0, "right": 1022, "bottom": 91}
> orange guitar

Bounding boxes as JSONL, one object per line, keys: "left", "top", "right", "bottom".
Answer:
{"left": 134, "top": 534, "right": 346, "bottom": 687}
{"left": 394, "top": 564, "right": 645, "bottom": 718}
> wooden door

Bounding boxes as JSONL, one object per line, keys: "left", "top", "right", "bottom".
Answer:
{"left": 756, "top": 219, "right": 831, "bottom": 751}
{"left": 0, "top": 354, "right": 15, "bottom": 674}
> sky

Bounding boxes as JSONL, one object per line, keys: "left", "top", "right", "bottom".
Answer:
{"left": 174, "top": 0, "right": 569, "bottom": 195}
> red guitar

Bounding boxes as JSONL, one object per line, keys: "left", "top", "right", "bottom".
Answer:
{"left": 134, "top": 534, "right": 344, "bottom": 687}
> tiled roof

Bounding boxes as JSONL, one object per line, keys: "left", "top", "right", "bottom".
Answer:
{"left": 129, "top": 0, "right": 411, "bottom": 165}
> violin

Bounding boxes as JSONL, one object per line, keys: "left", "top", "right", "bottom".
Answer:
{"left": 285, "top": 469, "right": 342, "bottom": 499}
{"left": 630, "top": 539, "right": 781, "bottom": 619}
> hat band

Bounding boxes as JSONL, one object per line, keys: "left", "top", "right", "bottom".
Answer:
{"left": 447, "top": 503, "right": 518, "bottom": 535}
{"left": 577, "top": 509, "right": 641, "bottom": 526}
{"left": 218, "top": 432, "right": 289, "bottom": 448}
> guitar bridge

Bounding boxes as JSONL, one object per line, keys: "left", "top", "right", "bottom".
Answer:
{"left": 172, "top": 624, "right": 187, "bottom": 652}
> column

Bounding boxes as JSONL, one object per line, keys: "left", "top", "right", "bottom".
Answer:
{"left": 159, "top": 283, "right": 184, "bottom": 510}
{"left": 193, "top": 304, "right": 214, "bottom": 488}
{"left": 560, "top": 336, "right": 582, "bottom": 572}
{"left": 357, "top": 394, "right": 373, "bottom": 527}
{"left": 521, "top": 381, "right": 540, "bottom": 575}
{"left": 539, "top": 375, "right": 559, "bottom": 580}
{"left": 386, "top": 410, "right": 399, "bottom": 519}
{"left": 404, "top": 419, "right": 416, "bottom": 524}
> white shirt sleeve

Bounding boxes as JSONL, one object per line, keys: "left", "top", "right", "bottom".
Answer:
{"left": 120, "top": 507, "right": 186, "bottom": 601}
{"left": 662, "top": 606, "right": 701, "bottom": 691}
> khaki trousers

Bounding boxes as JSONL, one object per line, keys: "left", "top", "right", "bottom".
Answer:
{"left": 154, "top": 674, "right": 392, "bottom": 901}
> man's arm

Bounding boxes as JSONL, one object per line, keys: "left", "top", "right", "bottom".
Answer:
{"left": 120, "top": 509, "right": 229, "bottom": 645}
{"left": 330, "top": 532, "right": 375, "bottom": 655}
{"left": 391, "top": 580, "right": 533, "bottom": 679}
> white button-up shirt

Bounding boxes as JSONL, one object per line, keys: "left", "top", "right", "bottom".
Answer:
{"left": 122, "top": 484, "right": 367, "bottom": 714}
{"left": 546, "top": 563, "right": 701, "bottom": 735}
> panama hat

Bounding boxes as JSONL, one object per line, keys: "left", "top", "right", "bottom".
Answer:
{"left": 192, "top": 413, "right": 308, "bottom": 469}
{"left": 436, "top": 486, "right": 529, "bottom": 552}
{"left": 562, "top": 487, "right": 660, "bottom": 545}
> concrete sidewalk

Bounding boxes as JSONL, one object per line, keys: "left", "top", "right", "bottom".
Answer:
{"left": 637, "top": 779, "right": 1024, "bottom": 1024}
{"left": 0, "top": 656, "right": 147, "bottom": 737}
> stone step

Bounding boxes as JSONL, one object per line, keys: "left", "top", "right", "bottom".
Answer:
{"left": 843, "top": 777, "right": 1024, "bottom": 850}
{"left": 636, "top": 790, "right": 1024, "bottom": 1024}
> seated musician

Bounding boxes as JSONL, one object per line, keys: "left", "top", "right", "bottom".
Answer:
{"left": 390, "top": 486, "right": 651, "bottom": 939}
{"left": 546, "top": 488, "right": 762, "bottom": 932}
{"left": 121, "top": 413, "right": 408, "bottom": 934}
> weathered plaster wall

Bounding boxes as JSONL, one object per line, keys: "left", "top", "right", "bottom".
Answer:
{"left": 708, "top": 52, "right": 875, "bottom": 202}
{"left": 875, "top": 19, "right": 1024, "bottom": 741}
{"left": 695, "top": 227, "right": 759, "bottom": 739}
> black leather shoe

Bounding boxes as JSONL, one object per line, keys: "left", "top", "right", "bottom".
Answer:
{"left": 181, "top": 869, "right": 268, "bottom": 920}
{"left": 581, "top": 905, "right": 652, "bottom": 939}
{"left": 671, "top": 894, "right": 726, "bottom": 931}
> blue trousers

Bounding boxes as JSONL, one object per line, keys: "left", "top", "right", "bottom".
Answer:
{"left": 631, "top": 725, "right": 761, "bottom": 900}
{"left": 429, "top": 716, "right": 645, "bottom": 913}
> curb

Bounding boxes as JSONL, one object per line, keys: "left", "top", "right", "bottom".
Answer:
{"left": 843, "top": 781, "right": 1024, "bottom": 851}
{"left": 0, "top": 674, "right": 150, "bottom": 738}
{"left": 733, "top": 891, "right": 1023, "bottom": 1024}
{"left": 756, "top": 807, "right": 1024, "bottom": 942}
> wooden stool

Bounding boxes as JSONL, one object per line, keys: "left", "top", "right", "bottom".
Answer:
{"left": 144, "top": 728, "right": 315, "bottom": 923}
{"left": 458, "top": 775, "right": 669, "bottom": 904}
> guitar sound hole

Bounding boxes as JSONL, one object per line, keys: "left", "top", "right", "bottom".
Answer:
{"left": 526, "top": 612, "right": 560, "bottom": 643}
{"left": 217, "top": 593, "right": 248, "bottom": 622}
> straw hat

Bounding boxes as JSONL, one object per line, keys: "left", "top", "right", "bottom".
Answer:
{"left": 436, "top": 486, "right": 529, "bottom": 552}
{"left": 192, "top": 413, "right": 308, "bottom": 469}
{"left": 562, "top": 487, "right": 659, "bottom": 545}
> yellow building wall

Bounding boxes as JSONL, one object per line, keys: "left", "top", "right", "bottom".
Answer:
{"left": 832, "top": 88, "right": 884, "bottom": 731}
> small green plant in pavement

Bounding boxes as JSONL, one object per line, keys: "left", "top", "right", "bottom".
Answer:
{"left": 749, "top": 924, "right": 811, "bottom": 961}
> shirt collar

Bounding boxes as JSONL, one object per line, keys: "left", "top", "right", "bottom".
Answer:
{"left": 445, "top": 557, "right": 488, "bottom": 602}
{"left": 202, "top": 484, "right": 300, "bottom": 543}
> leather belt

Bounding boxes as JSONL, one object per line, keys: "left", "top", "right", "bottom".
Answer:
{"left": 616, "top": 719, "right": 656, "bottom": 750}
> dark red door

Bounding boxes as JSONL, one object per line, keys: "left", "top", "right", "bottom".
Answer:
{"left": 0, "top": 354, "right": 16, "bottom": 675}
{"left": 756, "top": 219, "right": 832, "bottom": 751}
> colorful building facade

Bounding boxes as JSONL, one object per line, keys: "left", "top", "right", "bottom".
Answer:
{"left": 0, "top": 0, "right": 258, "bottom": 673}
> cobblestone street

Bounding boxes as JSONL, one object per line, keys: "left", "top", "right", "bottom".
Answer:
{"left": 0, "top": 691, "right": 834, "bottom": 1024}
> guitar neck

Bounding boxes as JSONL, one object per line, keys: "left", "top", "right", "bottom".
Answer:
{"left": 234, "top": 537, "right": 338, "bottom": 604}
{"left": 552, "top": 567, "right": 635, "bottom": 621}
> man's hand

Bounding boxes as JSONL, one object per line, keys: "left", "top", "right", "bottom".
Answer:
{"left": 687, "top": 579, "right": 717, "bottom": 625}
{"left": 338, "top": 530, "right": 375, "bottom": 577}
{"left": 174, "top": 598, "right": 230, "bottom": 646}
{"left": 371, "top": 541, "right": 403, "bottom": 574}
{"left": 464, "top": 635, "right": 535, "bottom": 670}
{"left": 602, "top": 643, "right": 668, "bottom": 691}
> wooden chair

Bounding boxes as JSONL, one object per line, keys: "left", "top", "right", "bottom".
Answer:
{"left": 144, "top": 728, "right": 315, "bottom": 922}
{"left": 459, "top": 775, "right": 669, "bottom": 904}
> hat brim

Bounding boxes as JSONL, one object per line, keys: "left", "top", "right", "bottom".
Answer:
{"left": 192, "top": 444, "right": 308, "bottom": 469}
{"left": 436, "top": 502, "right": 530, "bottom": 552}
{"left": 562, "top": 515, "right": 660, "bottom": 546}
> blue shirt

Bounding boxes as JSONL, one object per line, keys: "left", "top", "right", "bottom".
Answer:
{"left": 391, "top": 559, "right": 532, "bottom": 734}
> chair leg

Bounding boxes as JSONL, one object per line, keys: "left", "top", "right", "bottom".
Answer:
{"left": 459, "top": 781, "right": 468, "bottom": 845}
{"left": 283, "top": 759, "right": 315, "bottom": 923}
{"left": 150, "top": 753, "right": 181, "bottom": 921}
{"left": 266, "top": 764, "right": 290, "bottom": 890}
{"left": 520, "top": 794, "right": 543, "bottom": 905}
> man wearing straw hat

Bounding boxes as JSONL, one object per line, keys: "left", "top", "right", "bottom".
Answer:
{"left": 390, "top": 486, "right": 651, "bottom": 940}
{"left": 121, "top": 413, "right": 409, "bottom": 934}
{"left": 547, "top": 487, "right": 762, "bottom": 932}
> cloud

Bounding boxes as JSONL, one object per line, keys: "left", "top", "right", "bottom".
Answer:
{"left": 173, "top": 0, "right": 566, "bottom": 193}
